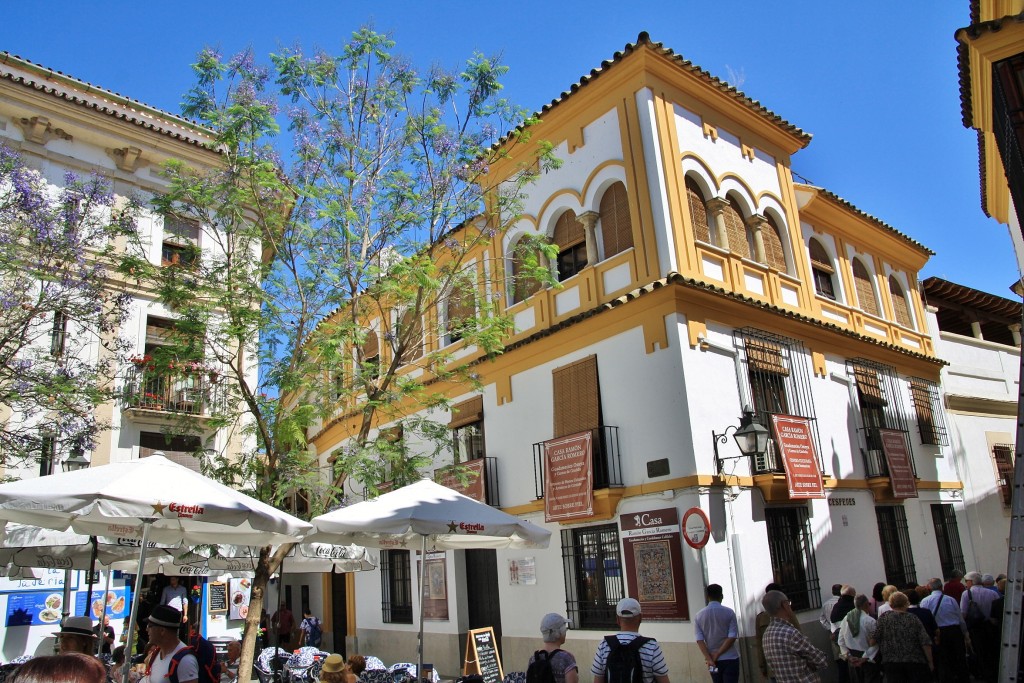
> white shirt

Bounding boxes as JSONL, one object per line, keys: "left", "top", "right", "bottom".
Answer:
{"left": 837, "top": 610, "right": 878, "bottom": 661}
{"left": 820, "top": 596, "right": 839, "bottom": 631}
{"left": 145, "top": 642, "right": 198, "bottom": 683}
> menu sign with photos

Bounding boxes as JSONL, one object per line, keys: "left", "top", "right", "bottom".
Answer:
{"left": 619, "top": 507, "right": 688, "bottom": 619}
{"left": 228, "top": 577, "right": 251, "bottom": 620}
{"left": 771, "top": 415, "right": 826, "bottom": 499}
{"left": 544, "top": 431, "right": 593, "bottom": 522}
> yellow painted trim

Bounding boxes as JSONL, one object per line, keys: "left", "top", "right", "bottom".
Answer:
{"left": 535, "top": 189, "right": 585, "bottom": 235}
{"left": 811, "top": 350, "right": 827, "bottom": 377}
{"left": 702, "top": 122, "right": 718, "bottom": 141}
{"left": 321, "top": 573, "right": 332, "bottom": 633}
{"left": 687, "top": 319, "right": 707, "bottom": 349}
{"left": 620, "top": 96, "right": 660, "bottom": 282}
{"left": 568, "top": 125, "right": 585, "bottom": 153}
{"left": 741, "top": 144, "right": 755, "bottom": 161}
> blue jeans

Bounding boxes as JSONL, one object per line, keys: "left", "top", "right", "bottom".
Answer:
{"left": 710, "top": 658, "right": 740, "bottom": 683}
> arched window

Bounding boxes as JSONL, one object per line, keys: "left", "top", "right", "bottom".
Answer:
{"left": 888, "top": 275, "right": 913, "bottom": 328}
{"left": 721, "top": 196, "right": 750, "bottom": 259}
{"left": 553, "top": 210, "right": 587, "bottom": 281}
{"left": 598, "top": 182, "right": 633, "bottom": 258}
{"left": 686, "top": 177, "right": 711, "bottom": 244}
{"left": 852, "top": 258, "right": 880, "bottom": 317}
{"left": 445, "top": 284, "right": 476, "bottom": 345}
{"left": 808, "top": 238, "right": 837, "bottom": 301}
{"left": 762, "top": 215, "right": 788, "bottom": 272}
{"left": 510, "top": 239, "right": 543, "bottom": 304}
{"left": 360, "top": 330, "right": 380, "bottom": 381}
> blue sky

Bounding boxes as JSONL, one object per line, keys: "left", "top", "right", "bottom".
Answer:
{"left": 3, "top": 1, "right": 1014, "bottom": 298}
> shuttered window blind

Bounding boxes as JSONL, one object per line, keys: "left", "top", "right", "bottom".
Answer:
{"left": 722, "top": 199, "right": 750, "bottom": 259}
{"left": 554, "top": 210, "right": 585, "bottom": 250}
{"left": 599, "top": 182, "right": 633, "bottom": 258}
{"left": 889, "top": 276, "right": 913, "bottom": 328}
{"left": 553, "top": 355, "right": 601, "bottom": 438}
{"left": 763, "top": 215, "right": 787, "bottom": 272}
{"left": 686, "top": 178, "right": 711, "bottom": 244}
{"left": 449, "top": 395, "right": 484, "bottom": 429}
{"left": 853, "top": 259, "right": 880, "bottom": 316}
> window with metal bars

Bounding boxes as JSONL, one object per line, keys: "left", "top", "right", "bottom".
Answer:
{"left": 848, "top": 359, "right": 914, "bottom": 478}
{"left": 993, "top": 443, "right": 1015, "bottom": 507}
{"left": 738, "top": 330, "right": 821, "bottom": 474}
{"left": 38, "top": 434, "right": 56, "bottom": 477}
{"left": 561, "top": 524, "right": 625, "bottom": 630}
{"left": 380, "top": 549, "right": 413, "bottom": 624}
{"left": 764, "top": 507, "right": 821, "bottom": 611}
{"left": 930, "top": 504, "right": 966, "bottom": 579}
{"left": 875, "top": 506, "right": 917, "bottom": 587}
{"left": 50, "top": 311, "right": 67, "bottom": 358}
{"left": 908, "top": 379, "right": 948, "bottom": 446}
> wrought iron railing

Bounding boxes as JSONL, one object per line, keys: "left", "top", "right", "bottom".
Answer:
{"left": 122, "top": 365, "right": 225, "bottom": 416}
{"left": 533, "top": 425, "right": 621, "bottom": 499}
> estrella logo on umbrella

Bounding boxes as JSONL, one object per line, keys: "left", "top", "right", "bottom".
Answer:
{"left": 153, "top": 502, "right": 206, "bottom": 518}
{"left": 449, "top": 520, "right": 485, "bottom": 534}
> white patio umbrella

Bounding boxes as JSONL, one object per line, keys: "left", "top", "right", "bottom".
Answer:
{"left": 309, "top": 478, "right": 551, "bottom": 679}
{"left": 0, "top": 454, "right": 312, "bottom": 683}
{"left": 150, "top": 541, "right": 376, "bottom": 574}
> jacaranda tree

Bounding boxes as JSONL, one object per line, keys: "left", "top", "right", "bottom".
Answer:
{"left": 127, "top": 28, "right": 557, "bottom": 678}
{"left": 0, "top": 142, "right": 141, "bottom": 472}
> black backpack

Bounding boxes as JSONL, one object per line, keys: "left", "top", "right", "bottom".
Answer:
{"left": 604, "top": 636, "right": 650, "bottom": 683}
{"left": 527, "top": 649, "right": 562, "bottom": 683}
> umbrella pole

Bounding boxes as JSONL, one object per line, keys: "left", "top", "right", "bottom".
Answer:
{"left": 84, "top": 535, "right": 98, "bottom": 616}
{"left": 97, "top": 567, "right": 113, "bottom": 656}
{"left": 417, "top": 535, "right": 427, "bottom": 683}
{"left": 122, "top": 520, "right": 153, "bottom": 683}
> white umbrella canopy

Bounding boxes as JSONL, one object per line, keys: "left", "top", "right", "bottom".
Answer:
{"left": 308, "top": 478, "right": 551, "bottom": 549}
{"left": 309, "top": 478, "right": 550, "bottom": 679}
{"left": 0, "top": 454, "right": 312, "bottom": 546}
{"left": 147, "top": 541, "right": 377, "bottom": 574}
{"left": 0, "top": 523, "right": 177, "bottom": 569}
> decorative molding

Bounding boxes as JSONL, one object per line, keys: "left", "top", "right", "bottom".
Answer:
{"left": 741, "top": 143, "right": 755, "bottom": 161}
{"left": 106, "top": 146, "right": 146, "bottom": 173}
{"left": 14, "top": 116, "right": 72, "bottom": 144}
{"left": 702, "top": 122, "right": 718, "bottom": 141}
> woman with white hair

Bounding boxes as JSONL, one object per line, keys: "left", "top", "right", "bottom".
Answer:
{"left": 526, "top": 614, "right": 578, "bottom": 683}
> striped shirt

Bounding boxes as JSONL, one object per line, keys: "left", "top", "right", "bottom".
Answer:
{"left": 591, "top": 632, "right": 668, "bottom": 683}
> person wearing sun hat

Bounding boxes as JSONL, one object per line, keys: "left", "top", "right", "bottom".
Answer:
{"left": 54, "top": 615, "right": 99, "bottom": 655}
{"left": 320, "top": 654, "right": 352, "bottom": 683}
{"left": 142, "top": 605, "right": 198, "bottom": 683}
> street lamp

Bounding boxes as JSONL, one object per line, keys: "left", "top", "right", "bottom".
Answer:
{"left": 712, "top": 408, "right": 771, "bottom": 474}
{"left": 63, "top": 440, "right": 89, "bottom": 472}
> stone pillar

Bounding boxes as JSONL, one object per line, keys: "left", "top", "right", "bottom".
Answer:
{"left": 971, "top": 320, "right": 984, "bottom": 340}
{"left": 705, "top": 198, "right": 731, "bottom": 250}
{"left": 1011, "top": 323, "right": 1021, "bottom": 347}
{"left": 578, "top": 211, "right": 601, "bottom": 267}
{"left": 746, "top": 214, "right": 769, "bottom": 264}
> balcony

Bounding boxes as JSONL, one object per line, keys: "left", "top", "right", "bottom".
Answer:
{"left": 122, "top": 365, "right": 225, "bottom": 418}
{"left": 531, "top": 426, "right": 622, "bottom": 519}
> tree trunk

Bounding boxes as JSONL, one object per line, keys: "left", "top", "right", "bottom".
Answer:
{"left": 236, "top": 546, "right": 274, "bottom": 683}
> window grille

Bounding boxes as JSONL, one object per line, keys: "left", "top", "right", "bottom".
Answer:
{"left": 875, "top": 505, "right": 917, "bottom": 587}
{"left": 561, "top": 524, "right": 625, "bottom": 630}
{"left": 908, "top": 379, "right": 948, "bottom": 446}
{"left": 993, "top": 56, "right": 1024, "bottom": 237}
{"left": 380, "top": 549, "right": 413, "bottom": 624}
{"left": 930, "top": 503, "right": 966, "bottom": 578}
{"left": 534, "top": 425, "right": 622, "bottom": 497}
{"left": 599, "top": 182, "right": 633, "bottom": 258}
{"left": 737, "top": 329, "right": 821, "bottom": 474}
{"left": 993, "top": 443, "right": 1015, "bottom": 507}
{"left": 764, "top": 507, "right": 821, "bottom": 611}
{"left": 847, "top": 359, "right": 913, "bottom": 478}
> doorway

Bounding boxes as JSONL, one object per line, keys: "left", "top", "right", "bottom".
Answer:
{"left": 464, "top": 550, "right": 501, "bottom": 658}
{"left": 330, "top": 572, "right": 348, "bottom": 657}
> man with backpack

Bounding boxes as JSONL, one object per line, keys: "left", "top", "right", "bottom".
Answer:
{"left": 299, "top": 609, "right": 323, "bottom": 649}
{"left": 526, "top": 613, "right": 578, "bottom": 683}
{"left": 141, "top": 605, "right": 198, "bottom": 683}
{"left": 590, "top": 598, "right": 670, "bottom": 683}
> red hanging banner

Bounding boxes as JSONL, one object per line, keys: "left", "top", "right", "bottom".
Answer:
{"left": 879, "top": 429, "right": 918, "bottom": 498}
{"left": 544, "top": 431, "right": 594, "bottom": 522}
{"left": 771, "top": 414, "right": 826, "bottom": 499}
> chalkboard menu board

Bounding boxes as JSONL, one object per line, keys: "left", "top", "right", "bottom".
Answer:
{"left": 208, "top": 582, "right": 228, "bottom": 614}
{"left": 463, "top": 627, "right": 503, "bottom": 683}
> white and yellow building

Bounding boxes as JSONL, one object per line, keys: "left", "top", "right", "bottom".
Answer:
{"left": 308, "top": 33, "right": 977, "bottom": 679}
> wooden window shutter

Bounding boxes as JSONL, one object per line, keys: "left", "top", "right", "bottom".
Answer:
{"left": 853, "top": 259, "right": 880, "bottom": 316}
{"left": 808, "top": 239, "right": 834, "bottom": 273}
{"left": 599, "top": 182, "right": 633, "bottom": 258}
{"left": 746, "top": 339, "right": 789, "bottom": 376}
{"left": 763, "top": 216, "right": 787, "bottom": 272}
{"left": 722, "top": 199, "right": 750, "bottom": 259}
{"left": 889, "top": 276, "right": 912, "bottom": 328}
{"left": 362, "top": 330, "right": 379, "bottom": 360}
{"left": 686, "top": 178, "right": 711, "bottom": 243}
{"left": 553, "top": 210, "right": 585, "bottom": 250}
{"left": 511, "top": 250, "right": 542, "bottom": 304}
{"left": 909, "top": 380, "right": 937, "bottom": 444}
{"left": 447, "top": 285, "right": 476, "bottom": 328}
{"left": 449, "top": 395, "right": 484, "bottom": 429}
{"left": 552, "top": 355, "right": 600, "bottom": 438}
{"left": 400, "top": 310, "right": 423, "bottom": 361}
{"left": 854, "top": 366, "right": 886, "bottom": 405}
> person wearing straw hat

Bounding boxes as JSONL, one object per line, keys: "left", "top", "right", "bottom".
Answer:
{"left": 142, "top": 605, "right": 198, "bottom": 683}
{"left": 320, "top": 654, "right": 352, "bottom": 683}
{"left": 54, "top": 615, "right": 99, "bottom": 655}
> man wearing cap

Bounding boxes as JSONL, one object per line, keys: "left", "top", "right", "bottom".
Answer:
{"left": 694, "top": 584, "right": 739, "bottom": 683}
{"left": 143, "top": 605, "right": 197, "bottom": 683}
{"left": 529, "top": 613, "right": 578, "bottom": 683}
{"left": 591, "top": 598, "right": 670, "bottom": 683}
{"left": 55, "top": 615, "right": 99, "bottom": 655}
